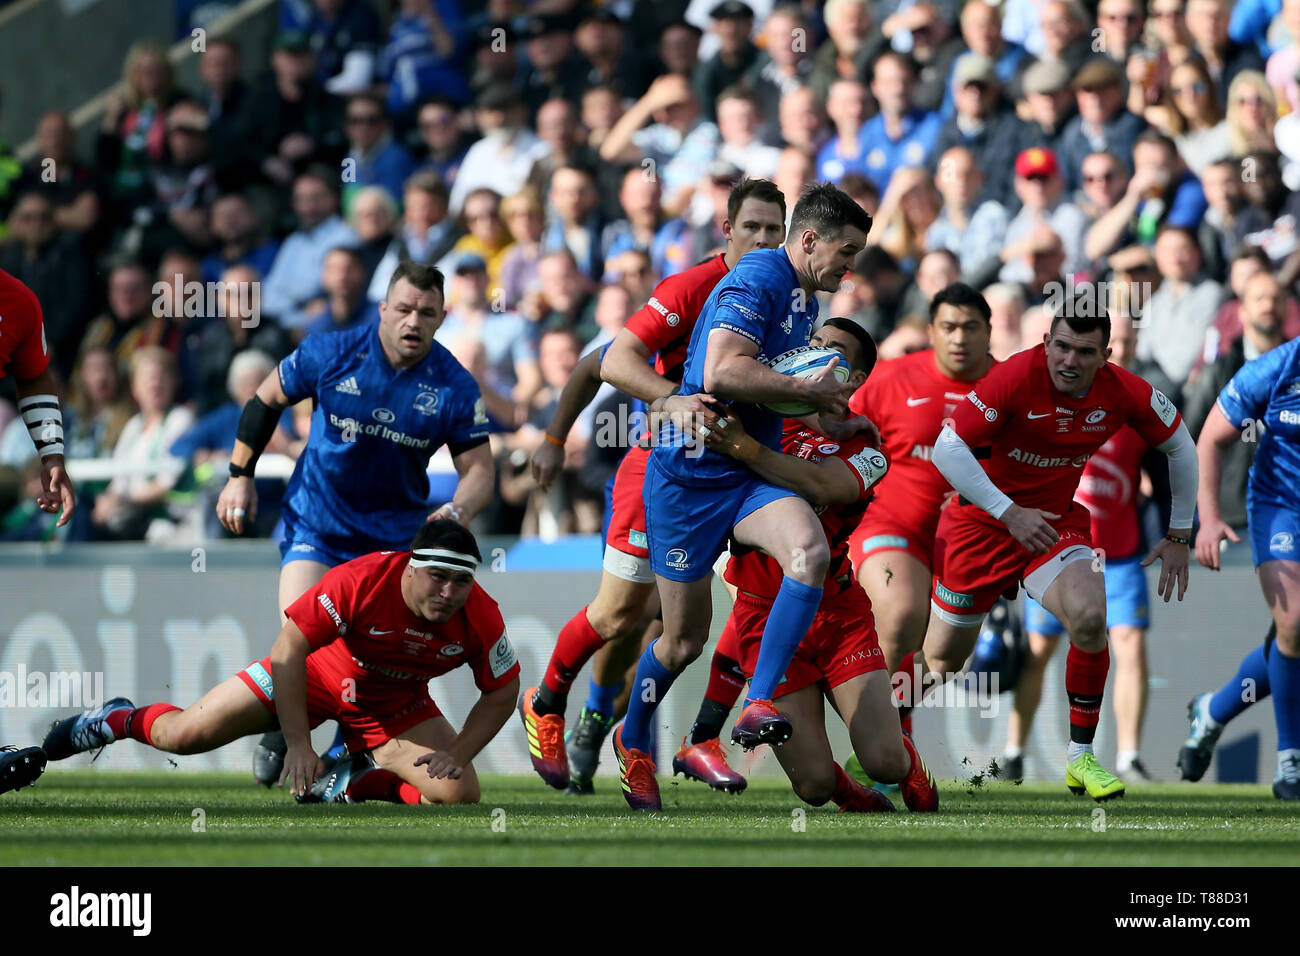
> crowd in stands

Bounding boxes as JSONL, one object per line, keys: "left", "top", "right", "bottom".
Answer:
{"left": 1, "top": 0, "right": 1298, "bottom": 544}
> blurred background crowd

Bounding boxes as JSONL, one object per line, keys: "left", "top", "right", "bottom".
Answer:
{"left": 1, "top": 0, "right": 1297, "bottom": 543}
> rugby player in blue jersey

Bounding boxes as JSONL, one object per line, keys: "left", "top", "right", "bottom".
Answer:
{"left": 613, "top": 182, "right": 873, "bottom": 810}
{"left": 1185, "top": 336, "right": 1300, "bottom": 799}
{"left": 215, "top": 260, "right": 494, "bottom": 788}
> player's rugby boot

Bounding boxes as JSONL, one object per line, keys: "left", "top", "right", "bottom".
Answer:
{"left": 297, "top": 752, "right": 377, "bottom": 804}
{"left": 1177, "top": 693, "right": 1222, "bottom": 782}
{"left": 253, "top": 731, "right": 288, "bottom": 787}
{"left": 898, "top": 733, "right": 939, "bottom": 812}
{"left": 672, "top": 737, "right": 747, "bottom": 793}
{"left": 613, "top": 723, "right": 661, "bottom": 811}
{"left": 42, "top": 697, "right": 134, "bottom": 760}
{"left": 519, "top": 686, "right": 568, "bottom": 789}
{"left": 998, "top": 754, "right": 1024, "bottom": 783}
{"left": 0, "top": 746, "right": 46, "bottom": 794}
{"left": 1274, "top": 751, "right": 1300, "bottom": 800}
{"left": 1066, "top": 752, "right": 1126, "bottom": 801}
{"left": 565, "top": 706, "right": 614, "bottom": 794}
{"left": 835, "top": 774, "right": 897, "bottom": 812}
{"left": 730, "top": 698, "right": 792, "bottom": 751}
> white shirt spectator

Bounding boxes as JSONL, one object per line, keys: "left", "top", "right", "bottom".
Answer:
{"left": 105, "top": 406, "right": 195, "bottom": 502}
{"left": 448, "top": 128, "right": 550, "bottom": 215}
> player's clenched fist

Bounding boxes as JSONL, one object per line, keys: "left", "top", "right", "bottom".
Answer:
{"left": 415, "top": 749, "right": 464, "bottom": 780}
{"left": 1001, "top": 504, "right": 1061, "bottom": 554}
{"left": 216, "top": 476, "right": 258, "bottom": 535}
{"left": 801, "top": 356, "right": 854, "bottom": 416}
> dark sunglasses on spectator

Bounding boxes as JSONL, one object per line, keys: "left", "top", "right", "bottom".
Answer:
{"left": 1173, "top": 83, "right": 1207, "bottom": 96}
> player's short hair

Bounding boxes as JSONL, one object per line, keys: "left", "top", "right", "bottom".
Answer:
{"left": 387, "top": 261, "right": 445, "bottom": 300}
{"left": 1049, "top": 309, "right": 1111, "bottom": 347}
{"left": 930, "top": 282, "right": 992, "bottom": 324}
{"left": 727, "top": 178, "right": 786, "bottom": 224}
{"left": 820, "top": 317, "right": 878, "bottom": 376}
{"left": 788, "top": 181, "right": 873, "bottom": 242}
{"left": 410, "top": 519, "right": 482, "bottom": 565}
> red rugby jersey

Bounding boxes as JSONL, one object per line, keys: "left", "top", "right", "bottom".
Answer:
{"left": 623, "top": 253, "right": 729, "bottom": 384}
{"left": 947, "top": 345, "right": 1180, "bottom": 515}
{"left": 0, "top": 268, "right": 50, "bottom": 381}
{"left": 285, "top": 551, "right": 520, "bottom": 696}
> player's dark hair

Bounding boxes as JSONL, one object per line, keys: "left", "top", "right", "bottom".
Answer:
{"left": 1049, "top": 309, "right": 1111, "bottom": 347}
{"left": 411, "top": 519, "right": 482, "bottom": 562}
{"left": 929, "top": 282, "right": 992, "bottom": 325}
{"left": 387, "top": 260, "right": 445, "bottom": 299}
{"left": 821, "top": 317, "right": 878, "bottom": 376}
{"left": 788, "top": 181, "right": 873, "bottom": 242}
{"left": 727, "top": 177, "right": 786, "bottom": 224}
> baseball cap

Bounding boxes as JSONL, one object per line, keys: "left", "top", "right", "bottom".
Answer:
{"left": 1072, "top": 58, "right": 1124, "bottom": 92}
{"left": 1015, "top": 147, "right": 1059, "bottom": 179}
{"left": 709, "top": 0, "right": 755, "bottom": 21}
{"left": 454, "top": 253, "right": 488, "bottom": 275}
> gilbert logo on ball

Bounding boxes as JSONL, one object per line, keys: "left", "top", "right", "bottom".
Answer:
{"left": 763, "top": 346, "right": 850, "bottom": 416}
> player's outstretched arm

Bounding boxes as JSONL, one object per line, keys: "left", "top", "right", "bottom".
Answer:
{"left": 1193, "top": 406, "right": 1241, "bottom": 571}
{"left": 932, "top": 425, "right": 1062, "bottom": 554}
{"left": 600, "top": 327, "right": 677, "bottom": 404}
{"left": 1143, "top": 421, "right": 1197, "bottom": 600}
{"left": 532, "top": 348, "right": 605, "bottom": 489}
{"left": 414, "top": 676, "right": 519, "bottom": 780}
{"left": 704, "top": 329, "right": 853, "bottom": 415}
{"left": 15, "top": 366, "right": 76, "bottom": 527}
{"left": 267, "top": 619, "right": 322, "bottom": 799}
{"left": 431, "top": 442, "right": 494, "bottom": 525}
{"left": 218, "top": 369, "right": 292, "bottom": 535}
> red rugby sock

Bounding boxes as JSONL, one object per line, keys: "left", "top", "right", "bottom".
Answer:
{"left": 111, "top": 703, "right": 182, "bottom": 745}
{"left": 543, "top": 607, "right": 606, "bottom": 697}
{"left": 704, "top": 651, "right": 745, "bottom": 709}
{"left": 1066, "top": 645, "right": 1110, "bottom": 745}
{"left": 831, "top": 762, "right": 860, "bottom": 807}
{"left": 345, "top": 767, "right": 424, "bottom": 804}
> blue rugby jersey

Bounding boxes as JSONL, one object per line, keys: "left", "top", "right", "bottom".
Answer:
{"left": 1216, "top": 336, "right": 1300, "bottom": 510}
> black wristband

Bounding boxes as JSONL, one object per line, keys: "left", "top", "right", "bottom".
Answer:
{"left": 235, "top": 395, "right": 281, "bottom": 468}
{"left": 229, "top": 462, "right": 255, "bottom": 479}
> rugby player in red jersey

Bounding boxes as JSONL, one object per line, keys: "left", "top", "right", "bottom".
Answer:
{"left": 1001, "top": 314, "right": 1159, "bottom": 783}
{"left": 519, "top": 179, "right": 787, "bottom": 792}
{"left": 921, "top": 307, "right": 1199, "bottom": 800}
{"left": 679, "top": 319, "right": 938, "bottom": 811}
{"left": 41, "top": 521, "right": 520, "bottom": 805}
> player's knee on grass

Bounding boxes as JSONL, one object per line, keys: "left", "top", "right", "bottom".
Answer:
{"left": 418, "top": 776, "right": 480, "bottom": 805}
{"left": 790, "top": 769, "right": 837, "bottom": 807}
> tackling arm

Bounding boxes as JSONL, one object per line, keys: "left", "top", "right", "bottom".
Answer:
{"left": 600, "top": 327, "right": 676, "bottom": 403}
{"left": 703, "top": 329, "right": 849, "bottom": 415}
{"left": 267, "top": 618, "right": 320, "bottom": 798}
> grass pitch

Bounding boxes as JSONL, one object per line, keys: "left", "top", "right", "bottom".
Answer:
{"left": 1, "top": 772, "right": 1294, "bottom": 866}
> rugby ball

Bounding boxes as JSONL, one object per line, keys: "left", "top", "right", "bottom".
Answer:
{"left": 762, "top": 346, "right": 850, "bottom": 416}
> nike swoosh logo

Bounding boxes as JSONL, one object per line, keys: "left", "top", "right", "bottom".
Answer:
{"left": 368, "top": 627, "right": 393, "bottom": 635}
{"left": 906, "top": 396, "right": 932, "bottom": 406}
{"left": 1026, "top": 411, "right": 1051, "bottom": 419}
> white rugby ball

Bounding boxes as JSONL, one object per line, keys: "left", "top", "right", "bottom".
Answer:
{"left": 762, "top": 346, "right": 850, "bottom": 416}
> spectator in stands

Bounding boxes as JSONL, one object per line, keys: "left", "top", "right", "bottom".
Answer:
{"left": 290, "top": 0, "right": 382, "bottom": 94}
{"left": 925, "top": 145, "right": 1009, "bottom": 285}
{"left": 414, "top": 95, "right": 471, "bottom": 189}
{"left": 1187, "top": 0, "right": 1266, "bottom": 110}
{"left": 778, "top": 85, "right": 828, "bottom": 154}
{"left": 1075, "top": 150, "right": 1130, "bottom": 225}
{"left": 437, "top": 187, "right": 512, "bottom": 289}
{"left": 984, "top": 282, "right": 1028, "bottom": 359}
{"left": 1096, "top": 0, "right": 1147, "bottom": 64}
{"left": 774, "top": 147, "right": 816, "bottom": 217}
{"left": 530, "top": 100, "right": 617, "bottom": 221}
{"left": 1224, "top": 71, "right": 1277, "bottom": 157}
{"left": 498, "top": 188, "right": 547, "bottom": 311}
{"left": 367, "top": 171, "right": 457, "bottom": 302}
{"left": 1017, "top": 59, "right": 1076, "bottom": 154}
{"left": 79, "top": 260, "right": 155, "bottom": 374}
{"left": 141, "top": 100, "right": 219, "bottom": 254}
{"left": 1199, "top": 247, "right": 1300, "bottom": 369}
{"left": 860, "top": 52, "right": 944, "bottom": 193}
{"left": 449, "top": 85, "right": 549, "bottom": 215}
{"left": 1030, "top": 0, "right": 1093, "bottom": 76}
{"left": 656, "top": 20, "right": 703, "bottom": 78}
{"left": 816, "top": 79, "right": 872, "bottom": 184}
{"left": 1022, "top": 229, "right": 1069, "bottom": 305}
{"left": 189, "top": 264, "right": 293, "bottom": 415}
{"left": 897, "top": 248, "right": 961, "bottom": 325}
{"left": 1056, "top": 58, "right": 1146, "bottom": 193}
{"left": 599, "top": 74, "right": 703, "bottom": 171}
{"left": 436, "top": 252, "right": 541, "bottom": 407}
{"left": 518, "top": 13, "right": 590, "bottom": 119}
{"left": 1197, "top": 158, "right": 1244, "bottom": 280}
{"left": 845, "top": 246, "right": 907, "bottom": 338}
{"left": 580, "top": 84, "right": 624, "bottom": 156}
{"left": 201, "top": 192, "right": 280, "bottom": 284}
{"left": 601, "top": 168, "right": 666, "bottom": 263}
{"left": 881, "top": 4, "right": 964, "bottom": 115}
{"left": 1161, "top": 59, "right": 1232, "bottom": 174}
{"left": 870, "top": 167, "right": 939, "bottom": 274}
{"left": 525, "top": 250, "right": 598, "bottom": 344}
{"left": 954, "top": 2, "right": 1027, "bottom": 93}
{"left": 346, "top": 185, "right": 397, "bottom": 284}
{"left": 197, "top": 38, "right": 254, "bottom": 179}
{"left": 932, "top": 53, "right": 1025, "bottom": 207}
{"left": 380, "top": 0, "right": 469, "bottom": 114}
{"left": 261, "top": 168, "right": 357, "bottom": 330}
{"left": 1137, "top": 224, "right": 1225, "bottom": 389}
{"left": 745, "top": 5, "right": 815, "bottom": 127}
{"left": 0, "top": 191, "right": 90, "bottom": 377}
{"left": 694, "top": 1, "right": 759, "bottom": 124}
{"left": 575, "top": 8, "right": 650, "bottom": 100}
{"left": 999, "top": 147, "right": 1088, "bottom": 284}
{"left": 839, "top": 172, "right": 881, "bottom": 217}
{"left": 808, "top": 0, "right": 887, "bottom": 104}
{"left": 604, "top": 248, "right": 658, "bottom": 308}
{"left": 98, "top": 40, "right": 184, "bottom": 215}
{"left": 19, "top": 111, "right": 105, "bottom": 239}
{"left": 341, "top": 93, "right": 416, "bottom": 216}
{"left": 1235, "top": 150, "right": 1300, "bottom": 271}
{"left": 91, "top": 347, "right": 194, "bottom": 541}
{"left": 301, "top": 246, "right": 379, "bottom": 338}
{"left": 1084, "top": 131, "right": 1207, "bottom": 261}
{"left": 246, "top": 31, "right": 346, "bottom": 187}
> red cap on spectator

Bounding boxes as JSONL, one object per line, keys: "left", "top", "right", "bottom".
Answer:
{"left": 1015, "top": 147, "right": 1059, "bottom": 179}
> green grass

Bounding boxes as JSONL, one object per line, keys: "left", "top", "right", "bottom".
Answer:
{"left": 1, "top": 772, "right": 1294, "bottom": 866}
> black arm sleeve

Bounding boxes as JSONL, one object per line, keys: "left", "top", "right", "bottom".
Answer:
{"left": 235, "top": 395, "right": 282, "bottom": 466}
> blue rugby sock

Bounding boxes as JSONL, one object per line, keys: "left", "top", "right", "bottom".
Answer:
{"left": 1268, "top": 646, "right": 1300, "bottom": 752}
{"left": 620, "top": 641, "right": 677, "bottom": 755}
{"left": 583, "top": 676, "right": 623, "bottom": 719}
{"left": 1208, "top": 637, "right": 1273, "bottom": 724}
{"left": 749, "top": 576, "right": 822, "bottom": 701}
